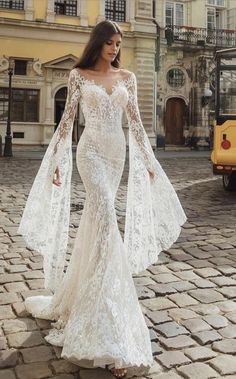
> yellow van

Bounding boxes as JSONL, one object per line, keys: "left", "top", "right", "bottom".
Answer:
{"left": 211, "top": 48, "right": 236, "bottom": 191}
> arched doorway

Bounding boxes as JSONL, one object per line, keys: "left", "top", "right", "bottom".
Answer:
{"left": 165, "top": 97, "right": 186, "bottom": 145}
{"left": 54, "top": 87, "right": 79, "bottom": 143}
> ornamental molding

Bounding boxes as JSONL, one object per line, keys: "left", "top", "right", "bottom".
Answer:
{"left": 33, "top": 59, "right": 43, "bottom": 76}
{"left": 0, "top": 56, "right": 9, "bottom": 73}
{"left": 43, "top": 54, "right": 78, "bottom": 70}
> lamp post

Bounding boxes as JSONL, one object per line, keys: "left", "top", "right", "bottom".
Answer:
{"left": 4, "top": 62, "right": 14, "bottom": 157}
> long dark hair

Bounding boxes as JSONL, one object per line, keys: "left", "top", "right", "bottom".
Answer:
{"left": 74, "top": 20, "right": 123, "bottom": 69}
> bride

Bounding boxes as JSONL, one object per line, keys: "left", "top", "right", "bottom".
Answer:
{"left": 18, "top": 20, "right": 186, "bottom": 378}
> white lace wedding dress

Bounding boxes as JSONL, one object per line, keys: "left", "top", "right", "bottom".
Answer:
{"left": 18, "top": 68, "right": 186, "bottom": 369}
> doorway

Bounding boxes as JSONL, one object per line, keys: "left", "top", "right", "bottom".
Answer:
{"left": 165, "top": 97, "right": 185, "bottom": 145}
{"left": 54, "top": 87, "right": 79, "bottom": 143}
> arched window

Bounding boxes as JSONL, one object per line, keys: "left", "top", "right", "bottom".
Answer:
{"left": 55, "top": 87, "right": 67, "bottom": 100}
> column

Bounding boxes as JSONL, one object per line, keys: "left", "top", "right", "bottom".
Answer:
{"left": 78, "top": 0, "right": 88, "bottom": 26}
{"left": 24, "top": 0, "right": 34, "bottom": 21}
{"left": 135, "top": 46, "right": 156, "bottom": 145}
{"left": 96, "top": 0, "right": 105, "bottom": 23}
{"left": 42, "top": 69, "right": 55, "bottom": 144}
{"left": 46, "top": 0, "right": 55, "bottom": 23}
{"left": 127, "top": 0, "right": 136, "bottom": 30}
{"left": 44, "top": 82, "right": 53, "bottom": 123}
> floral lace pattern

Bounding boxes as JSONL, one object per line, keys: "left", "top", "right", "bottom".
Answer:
{"left": 19, "top": 68, "right": 186, "bottom": 369}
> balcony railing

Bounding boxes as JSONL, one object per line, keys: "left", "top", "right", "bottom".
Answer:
{"left": 165, "top": 25, "right": 236, "bottom": 48}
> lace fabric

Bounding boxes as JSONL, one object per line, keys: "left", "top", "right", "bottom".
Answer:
{"left": 19, "top": 68, "right": 186, "bottom": 368}
{"left": 125, "top": 73, "right": 155, "bottom": 173}
{"left": 18, "top": 69, "right": 80, "bottom": 292}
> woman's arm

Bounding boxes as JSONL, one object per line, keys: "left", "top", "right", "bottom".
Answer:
{"left": 125, "top": 72, "right": 155, "bottom": 177}
{"left": 53, "top": 68, "right": 80, "bottom": 186}
{"left": 53, "top": 68, "right": 80, "bottom": 155}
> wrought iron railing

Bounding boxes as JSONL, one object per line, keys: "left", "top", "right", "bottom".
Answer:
{"left": 0, "top": 0, "right": 24, "bottom": 10}
{"left": 165, "top": 25, "right": 236, "bottom": 48}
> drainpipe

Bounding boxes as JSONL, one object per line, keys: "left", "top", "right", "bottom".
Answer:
{"left": 153, "top": 20, "right": 161, "bottom": 72}
{"left": 152, "top": 19, "right": 161, "bottom": 150}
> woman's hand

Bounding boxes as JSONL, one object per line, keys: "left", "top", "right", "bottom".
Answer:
{"left": 53, "top": 166, "right": 62, "bottom": 187}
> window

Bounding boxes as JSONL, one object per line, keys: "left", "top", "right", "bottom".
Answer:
{"left": 0, "top": 0, "right": 24, "bottom": 9}
{"left": 207, "top": 8, "right": 216, "bottom": 29}
{"left": 220, "top": 70, "right": 236, "bottom": 115}
{"left": 215, "top": 9, "right": 224, "bottom": 29}
{"left": 176, "top": 3, "right": 183, "bottom": 26}
{"left": 166, "top": 2, "right": 174, "bottom": 26}
{"left": 167, "top": 68, "right": 185, "bottom": 88}
{"left": 207, "top": 7, "right": 225, "bottom": 30}
{"left": 227, "top": 7, "right": 236, "bottom": 29}
{"left": 165, "top": 2, "right": 184, "bottom": 27}
{"left": 14, "top": 60, "right": 27, "bottom": 75}
{"left": 54, "top": 0, "right": 77, "bottom": 16}
{"left": 0, "top": 88, "right": 8, "bottom": 121}
{"left": 0, "top": 88, "right": 39, "bottom": 122}
{"left": 105, "top": 0, "right": 126, "bottom": 22}
{"left": 207, "top": 0, "right": 225, "bottom": 6}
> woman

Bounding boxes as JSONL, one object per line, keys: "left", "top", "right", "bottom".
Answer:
{"left": 18, "top": 21, "right": 186, "bottom": 378}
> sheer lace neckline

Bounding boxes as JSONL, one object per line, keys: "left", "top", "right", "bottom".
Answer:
{"left": 76, "top": 69, "right": 132, "bottom": 97}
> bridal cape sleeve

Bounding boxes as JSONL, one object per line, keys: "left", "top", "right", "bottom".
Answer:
{"left": 18, "top": 69, "right": 80, "bottom": 292}
{"left": 124, "top": 72, "right": 187, "bottom": 274}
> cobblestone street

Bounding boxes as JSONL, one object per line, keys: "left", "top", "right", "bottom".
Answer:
{"left": 1, "top": 149, "right": 236, "bottom": 379}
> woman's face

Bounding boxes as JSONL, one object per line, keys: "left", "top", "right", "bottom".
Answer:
{"left": 101, "top": 33, "right": 122, "bottom": 63}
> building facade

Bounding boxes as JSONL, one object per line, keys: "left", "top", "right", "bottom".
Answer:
{"left": 1, "top": 0, "right": 236, "bottom": 149}
{"left": 155, "top": 0, "right": 236, "bottom": 149}
{"left": 0, "top": 0, "right": 157, "bottom": 146}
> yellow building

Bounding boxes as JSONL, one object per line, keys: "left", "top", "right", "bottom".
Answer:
{"left": 0, "top": 0, "right": 157, "bottom": 146}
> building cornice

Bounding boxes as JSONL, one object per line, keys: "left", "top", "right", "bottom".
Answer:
{"left": 0, "top": 17, "right": 157, "bottom": 47}
{"left": 0, "top": 17, "right": 89, "bottom": 33}
{"left": 0, "top": 16, "right": 157, "bottom": 36}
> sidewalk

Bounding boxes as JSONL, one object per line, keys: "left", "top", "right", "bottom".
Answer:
{"left": 1, "top": 145, "right": 211, "bottom": 161}
{"left": 2, "top": 149, "right": 235, "bottom": 379}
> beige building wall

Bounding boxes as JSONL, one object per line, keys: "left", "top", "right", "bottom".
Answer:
{"left": 155, "top": 0, "right": 236, "bottom": 149}
{"left": 227, "top": 0, "right": 236, "bottom": 28}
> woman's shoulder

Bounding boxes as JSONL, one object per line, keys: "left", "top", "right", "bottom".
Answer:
{"left": 68, "top": 68, "right": 89, "bottom": 84}
{"left": 70, "top": 67, "right": 82, "bottom": 76}
{"left": 70, "top": 67, "right": 91, "bottom": 78}
{"left": 119, "top": 68, "right": 135, "bottom": 81}
{"left": 68, "top": 67, "right": 80, "bottom": 80}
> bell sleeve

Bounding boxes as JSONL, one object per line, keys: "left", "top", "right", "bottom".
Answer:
{"left": 125, "top": 72, "right": 156, "bottom": 173}
{"left": 124, "top": 72, "right": 187, "bottom": 273}
{"left": 18, "top": 68, "right": 80, "bottom": 292}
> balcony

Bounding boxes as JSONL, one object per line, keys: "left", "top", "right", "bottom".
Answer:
{"left": 165, "top": 25, "right": 236, "bottom": 48}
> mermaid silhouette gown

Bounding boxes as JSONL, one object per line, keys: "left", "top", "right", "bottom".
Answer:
{"left": 18, "top": 68, "right": 186, "bottom": 369}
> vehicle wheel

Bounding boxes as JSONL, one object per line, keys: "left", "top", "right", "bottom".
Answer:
{"left": 223, "top": 172, "right": 236, "bottom": 191}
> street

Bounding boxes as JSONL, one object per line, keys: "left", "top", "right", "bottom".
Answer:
{"left": 1, "top": 149, "right": 236, "bottom": 379}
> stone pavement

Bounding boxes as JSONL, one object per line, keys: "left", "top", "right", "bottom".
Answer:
{"left": 1, "top": 149, "right": 236, "bottom": 379}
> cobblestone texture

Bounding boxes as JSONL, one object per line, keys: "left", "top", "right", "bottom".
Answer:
{"left": 1, "top": 149, "right": 236, "bottom": 378}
